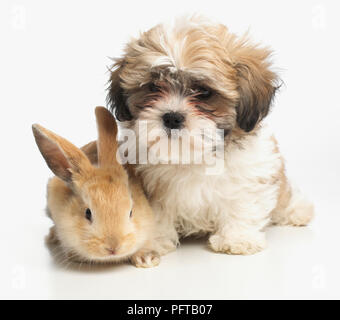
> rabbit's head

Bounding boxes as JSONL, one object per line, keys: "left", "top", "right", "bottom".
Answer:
{"left": 33, "top": 107, "right": 150, "bottom": 262}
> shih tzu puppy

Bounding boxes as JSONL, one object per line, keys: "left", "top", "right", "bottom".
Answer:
{"left": 107, "top": 16, "right": 314, "bottom": 255}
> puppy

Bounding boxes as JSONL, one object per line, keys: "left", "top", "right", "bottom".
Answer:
{"left": 107, "top": 16, "right": 314, "bottom": 255}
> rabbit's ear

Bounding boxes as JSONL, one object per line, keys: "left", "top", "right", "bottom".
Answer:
{"left": 95, "top": 106, "right": 119, "bottom": 168}
{"left": 32, "top": 124, "right": 92, "bottom": 182}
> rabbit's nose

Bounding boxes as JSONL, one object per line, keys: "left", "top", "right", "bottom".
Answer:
{"left": 105, "top": 237, "right": 119, "bottom": 255}
{"left": 106, "top": 247, "right": 117, "bottom": 255}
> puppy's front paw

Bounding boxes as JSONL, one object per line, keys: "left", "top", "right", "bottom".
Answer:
{"left": 208, "top": 232, "right": 266, "bottom": 255}
{"left": 155, "top": 238, "right": 177, "bottom": 256}
{"left": 131, "top": 251, "right": 161, "bottom": 268}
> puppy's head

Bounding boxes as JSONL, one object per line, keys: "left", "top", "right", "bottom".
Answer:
{"left": 108, "top": 17, "right": 279, "bottom": 163}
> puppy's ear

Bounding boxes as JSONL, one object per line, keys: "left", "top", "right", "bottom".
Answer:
{"left": 107, "top": 58, "right": 133, "bottom": 121}
{"left": 234, "top": 46, "right": 278, "bottom": 132}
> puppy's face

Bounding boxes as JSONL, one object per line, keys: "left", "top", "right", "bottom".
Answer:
{"left": 108, "top": 18, "right": 279, "bottom": 163}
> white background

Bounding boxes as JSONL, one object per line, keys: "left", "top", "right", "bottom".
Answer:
{"left": 0, "top": 0, "right": 339, "bottom": 299}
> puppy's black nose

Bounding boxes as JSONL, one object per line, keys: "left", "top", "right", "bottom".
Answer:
{"left": 162, "top": 112, "right": 185, "bottom": 129}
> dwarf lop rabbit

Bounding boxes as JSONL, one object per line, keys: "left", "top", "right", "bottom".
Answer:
{"left": 32, "top": 107, "right": 160, "bottom": 268}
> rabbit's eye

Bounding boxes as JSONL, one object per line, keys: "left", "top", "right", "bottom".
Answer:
{"left": 85, "top": 208, "right": 92, "bottom": 222}
{"left": 129, "top": 210, "right": 133, "bottom": 218}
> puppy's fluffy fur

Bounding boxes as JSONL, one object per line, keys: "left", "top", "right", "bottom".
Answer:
{"left": 108, "top": 16, "right": 314, "bottom": 255}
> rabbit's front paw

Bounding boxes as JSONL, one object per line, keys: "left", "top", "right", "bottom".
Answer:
{"left": 131, "top": 251, "right": 160, "bottom": 268}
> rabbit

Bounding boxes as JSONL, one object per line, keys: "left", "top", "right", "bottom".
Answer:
{"left": 32, "top": 106, "right": 160, "bottom": 268}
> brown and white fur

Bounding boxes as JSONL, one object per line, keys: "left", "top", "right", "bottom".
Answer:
{"left": 108, "top": 16, "right": 314, "bottom": 255}
{"left": 32, "top": 107, "right": 160, "bottom": 267}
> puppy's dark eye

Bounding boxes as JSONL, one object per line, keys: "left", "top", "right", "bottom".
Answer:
{"left": 149, "top": 83, "right": 161, "bottom": 93}
{"left": 85, "top": 208, "right": 92, "bottom": 222}
{"left": 196, "top": 87, "right": 212, "bottom": 99}
{"left": 129, "top": 210, "right": 133, "bottom": 218}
